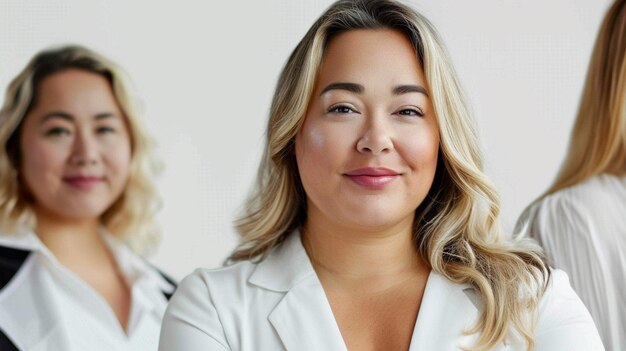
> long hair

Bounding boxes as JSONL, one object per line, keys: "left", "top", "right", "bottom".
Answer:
{"left": 545, "top": 0, "right": 626, "bottom": 196}
{"left": 0, "top": 45, "right": 162, "bottom": 255}
{"left": 232, "top": 1, "right": 549, "bottom": 350}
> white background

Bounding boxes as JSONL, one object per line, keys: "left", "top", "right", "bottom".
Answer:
{"left": 0, "top": 0, "right": 613, "bottom": 279}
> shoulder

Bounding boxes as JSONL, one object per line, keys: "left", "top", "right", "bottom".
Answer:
{"left": 165, "top": 260, "right": 260, "bottom": 323}
{"left": 174, "top": 261, "right": 258, "bottom": 301}
{"left": 160, "top": 261, "right": 261, "bottom": 351}
{"left": 528, "top": 175, "right": 623, "bottom": 223}
{"left": 517, "top": 178, "right": 601, "bottom": 240}
{"left": 533, "top": 269, "right": 604, "bottom": 349}
{"left": 525, "top": 184, "right": 589, "bottom": 226}
{"left": 520, "top": 175, "right": 626, "bottom": 242}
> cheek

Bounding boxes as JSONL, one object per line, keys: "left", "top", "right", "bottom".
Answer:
{"left": 107, "top": 142, "right": 132, "bottom": 179}
{"left": 20, "top": 140, "right": 66, "bottom": 179}
{"left": 399, "top": 126, "right": 439, "bottom": 171}
{"left": 296, "top": 118, "right": 349, "bottom": 203}
{"left": 297, "top": 124, "right": 326, "bottom": 169}
{"left": 296, "top": 119, "right": 350, "bottom": 175}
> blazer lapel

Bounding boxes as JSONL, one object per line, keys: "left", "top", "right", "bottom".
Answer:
{"left": 409, "top": 272, "right": 482, "bottom": 350}
{"left": 269, "top": 276, "right": 347, "bottom": 351}
{"left": 249, "top": 232, "right": 347, "bottom": 351}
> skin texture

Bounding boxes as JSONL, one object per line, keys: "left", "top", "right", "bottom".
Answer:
{"left": 19, "top": 69, "right": 133, "bottom": 331}
{"left": 296, "top": 29, "right": 439, "bottom": 350}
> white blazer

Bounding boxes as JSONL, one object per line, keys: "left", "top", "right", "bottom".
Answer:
{"left": 159, "top": 232, "right": 604, "bottom": 351}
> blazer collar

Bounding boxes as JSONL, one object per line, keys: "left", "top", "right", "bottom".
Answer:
{"left": 249, "top": 231, "right": 347, "bottom": 350}
{"left": 248, "top": 230, "right": 315, "bottom": 292}
{"left": 409, "top": 273, "right": 483, "bottom": 350}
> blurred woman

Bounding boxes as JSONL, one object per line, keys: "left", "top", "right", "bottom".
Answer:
{"left": 0, "top": 45, "right": 175, "bottom": 351}
{"left": 160, "top": 0, "right": 603, "bottom": 350}
{"left": 517, "top": 1, "right": 626, "bottom": 350}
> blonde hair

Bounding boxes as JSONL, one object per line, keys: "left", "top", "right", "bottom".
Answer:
{"left": 231, "top": 0, "right": 549, "bottom": 349}
{"left": 0, "top": 45, "right": 162, "bottom": 255}
{"left": 544, "top": 0, "right": 626, "bottom": 196}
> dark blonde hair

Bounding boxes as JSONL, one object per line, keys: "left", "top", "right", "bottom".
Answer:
{"left": 546, "top": 0, "right": 626, "bottom": 195}
{"left": 0, "top": 45, "right": 162, "bottom": 255}
{"left": 232, "top": 1, "right": 549, "bottom": 350}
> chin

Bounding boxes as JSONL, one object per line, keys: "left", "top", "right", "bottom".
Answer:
{"left": 52, "top": 201, "right": 112, "bottom": 221}
{"left": 338, "top": 211, "right": 407, "bottom": 231}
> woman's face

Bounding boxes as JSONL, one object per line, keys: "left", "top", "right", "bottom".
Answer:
{"left": 295, "top": 29, "right": 440, "bottom": 231}
{"left": 19, "top": 69, "right": 132, "bottom": 222}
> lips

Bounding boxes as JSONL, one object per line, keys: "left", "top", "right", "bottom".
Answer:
{"left": 343, "top": 167, "right": 401, "bottom": 189}
{"left": 62, "top": 175, "right": 104, "bottom": 190}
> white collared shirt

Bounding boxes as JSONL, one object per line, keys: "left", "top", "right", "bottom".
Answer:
{"left": 517, "top": 174, "right": 626, "bottom": 351}
{"left": 0, "top": 230, "right": 175, "bottom": 351}
{"left": 159, "top": 231, "right": 604, "bottom": 351}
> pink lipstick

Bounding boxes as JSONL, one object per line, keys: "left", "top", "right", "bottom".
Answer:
{"left": 63, "top": 175, "right": 104, "bottom": 190}
{"left": 343, "top": 167, "right": 400, "bottom": 189}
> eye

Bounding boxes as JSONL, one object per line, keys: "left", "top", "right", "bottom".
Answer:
{"left": 45, "top": 127, "right": 71, "bottom": 137}
{"left": 396, "top": 107, "right": 424, "bottom": 118}
{"left": 96, "top": 126, "right": 116, "bottom": 134}
{"left": 327, "top": 104, "right": 359, "bottom": 114}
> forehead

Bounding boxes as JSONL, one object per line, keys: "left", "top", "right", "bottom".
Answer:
{"left": 32, "top": 69, "right": 119, "bottom": 112}
{"left": 317, "top": 29, "right": 425, "bottom": 88}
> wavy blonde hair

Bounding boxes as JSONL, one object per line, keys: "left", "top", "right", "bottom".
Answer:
{"left": 231, "top": 1, "right": 549, "bottom": 349}
{"left": 544, "top": 0, "right": 626, "bottom": 196}
{"left": 0, "top": 45, "right": 162, "bottom": 255}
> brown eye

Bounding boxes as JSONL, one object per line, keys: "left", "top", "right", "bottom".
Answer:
{"left": 96, "top": 126, "right": 116, "bottom": 134}
{"left": 45, "top": 127, "right": 71, "bottom": 137}
{"left": 327, "top": 104, "right": 358, "bottom": 114}
{"left": 397, "top": 108, "right": 424, "bottom": 117}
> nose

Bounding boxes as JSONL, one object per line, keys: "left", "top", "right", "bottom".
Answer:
{"left": 69, "top": 130, "right": 99, "bottom": 166}
{"left": 356, "top": 114, "right": 394, "bottom": 155}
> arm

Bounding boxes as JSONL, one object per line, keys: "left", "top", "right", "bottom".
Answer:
{"left": 159, "top": 270, "right": 230, "bottom": 351}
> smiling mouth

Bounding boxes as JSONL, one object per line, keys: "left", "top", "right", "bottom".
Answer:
{"left": 343, "top": 167, "right": 401, "bottom": 189}
{"left": 62, "top": 176, "right": 104, "bottom": 190}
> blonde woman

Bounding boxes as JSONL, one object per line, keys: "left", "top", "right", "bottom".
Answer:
{"left": 516, "top": 1, "right": 626, "bottom": 350}
{"left": 0, "top": 45, "right": 175, "bottom": 351}
{"left": 160, "top": 0, "right": 602, "bottom": 350}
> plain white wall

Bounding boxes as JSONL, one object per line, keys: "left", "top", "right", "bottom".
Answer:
{"left": 0, "top": 0, "right": 612, "bottom": 280}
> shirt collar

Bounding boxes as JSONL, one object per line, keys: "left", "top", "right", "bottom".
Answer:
{"left": 0, "top": 228, "right": 174, "bottom": 296}
{"left": 100, "top": 229, "right": 175, "bottom": 295}
{"left": 0, "top": 229, "right": 57, "bottom": 265}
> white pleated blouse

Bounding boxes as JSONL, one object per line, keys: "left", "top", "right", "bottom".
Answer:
{"left": 517, "top": 174, "right": 626, "bottom": 351}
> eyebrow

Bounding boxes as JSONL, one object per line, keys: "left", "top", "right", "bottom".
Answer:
{"left": 41, "top": 111, "right": 117, "bottom": 123}
{"left": 393, "top": 84, "right": 429, "bottom": 97}
{"left": 94, "top": 112, "right": 116, "bottom": 120}
{"left": 320, "top": 82, "right": 364, "bottom": 95}
{"left": 41, "top": 111, "right": 73, "bottom": 123}
{"left": 320, "top": 82, "right": 429, "bottom": 96}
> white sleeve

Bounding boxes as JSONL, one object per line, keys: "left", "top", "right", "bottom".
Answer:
{"left": 159, "top": 269, "right": 230, "bottom": 351}
{"left": 533, "top": 270, "right": 604, "bottom": 350}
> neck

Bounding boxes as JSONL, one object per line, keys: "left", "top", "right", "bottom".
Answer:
{"left": 302, "top": 209, "right": 429, "bottom": 289}
{"left": 34, "top": 206, "right": 108, "bottom": 264}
